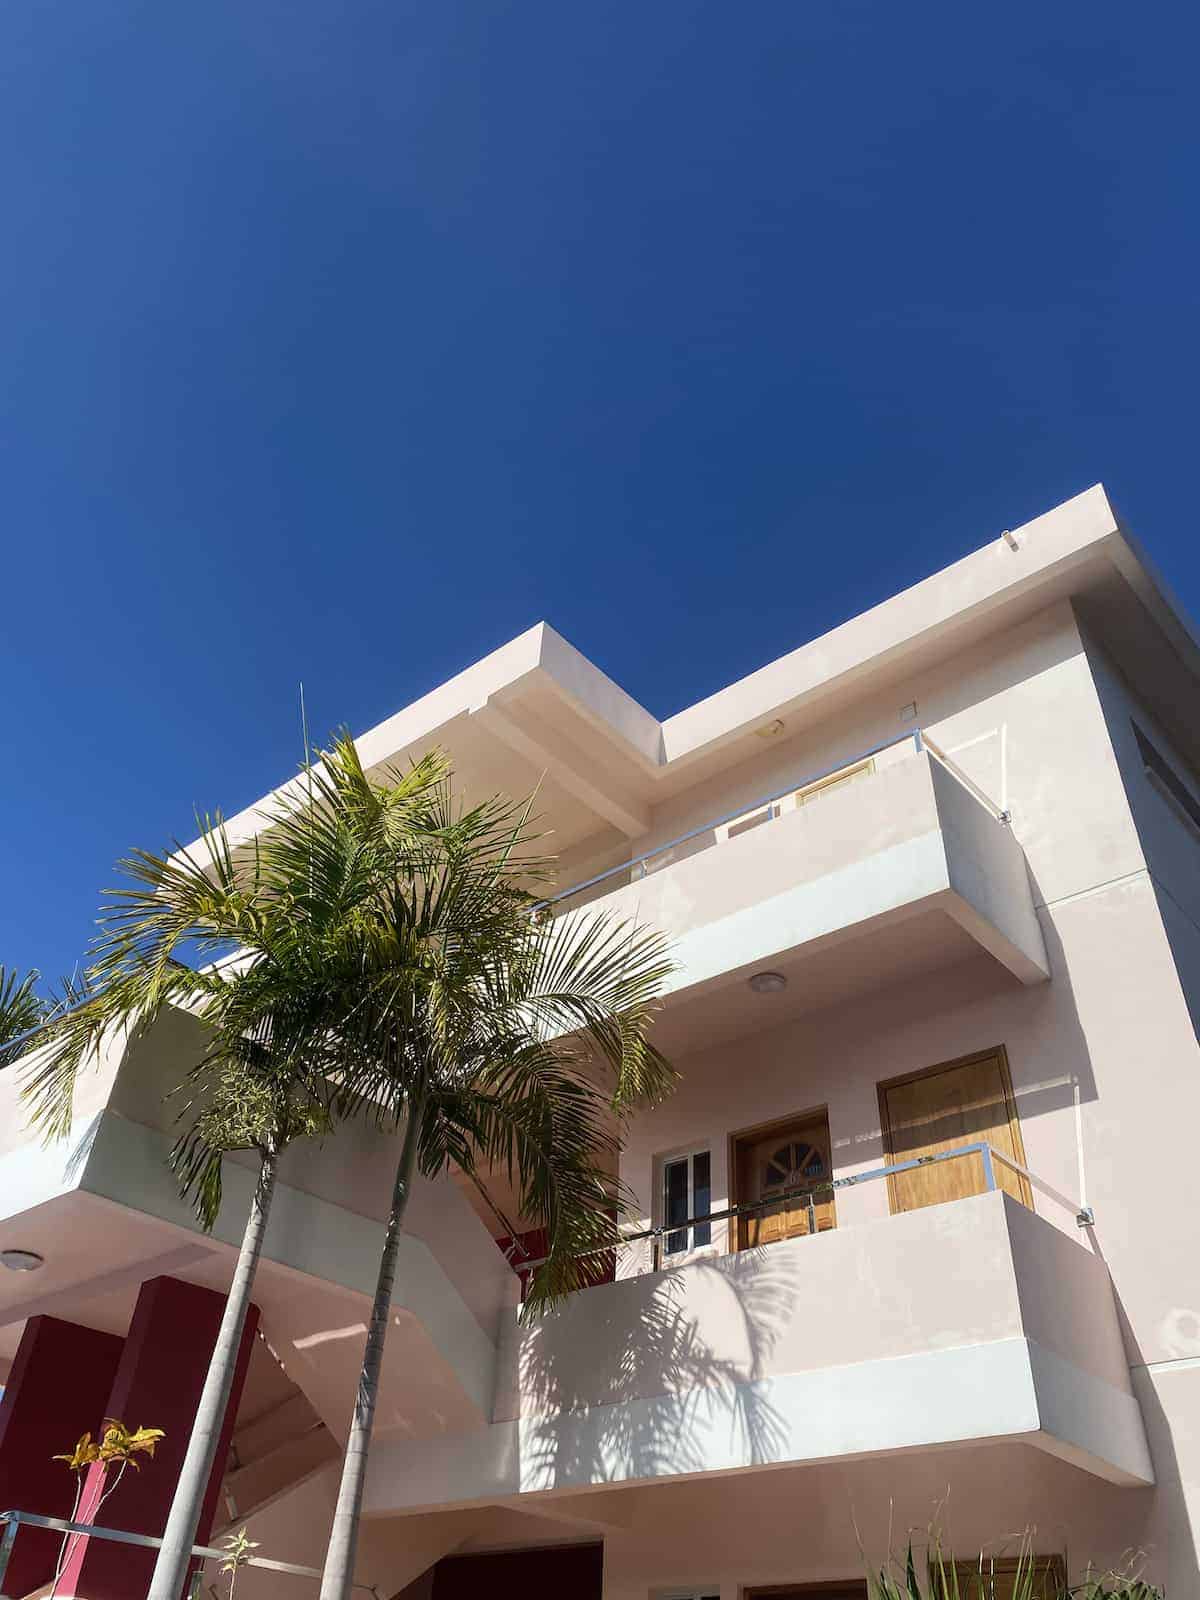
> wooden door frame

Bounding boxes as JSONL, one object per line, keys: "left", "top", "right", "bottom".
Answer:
{"left": 743, "top": 1584, "right": 868, "bottom": 1599}
{"left": 955, "top": 1555, "right": 1067, "bottom": 1595}
{"left": 742, "top": 1557, "right": 1065, "bottom": 1600}
{"left": 876, "top": 1044, "right": 1030, "bottom": 1212}
{"left": 728, "top": 1104, "right": 835, "bottom": 1253}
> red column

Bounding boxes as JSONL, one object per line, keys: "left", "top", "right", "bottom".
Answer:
{"left": 0, "top": 1315, "right": 124, "bottom": 1597}
{"left": 59, "top": 1275, "right": 259, "bottom": 1600}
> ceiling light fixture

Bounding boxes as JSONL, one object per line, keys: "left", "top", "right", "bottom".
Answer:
{"left": 0, "top": 1249, "right": 44, "bottom": 1272}
{"left": 748, "top": 971, "right": 787, "bottom": 995}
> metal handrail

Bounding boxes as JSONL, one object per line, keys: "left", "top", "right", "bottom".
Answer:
{"left": 510, "top": 1140, "right": 1093, "bottom": 1281}
{"left": 535, "top": 729, "right": 921, "bottom": 910}
{"left": 988, "top": 1145, "right": 1094, "bottom": 1225}
{"left": 537, "top": 725, "right": 1009, "bottom": 912}
{"left": 0, "top": 1509, "right": 378, "bottom": 1597}
{"left": 2, "top": 728, "right": 1009, "bottom": 1065}
{"left": 920, "top": 731, "right": 1010, "bottom": 822}
{"left": 0, "top": 957, "right": 195, "bottom": 1073}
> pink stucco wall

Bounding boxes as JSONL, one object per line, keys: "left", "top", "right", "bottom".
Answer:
{"left": 493, "top": 1192, "right": 1129, "bottom": 1426}
{"left": 10, "top": 534, "right": 1200, "bottom": 1596}
{"left": 239, "top": 592, "right": 1199, "bottom": 1594}
{"left": 610, "top": 602, "right": 1200, "bottom": 1375}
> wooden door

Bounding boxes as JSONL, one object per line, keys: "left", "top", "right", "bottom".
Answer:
{"left": 955, "top": 1556, "right": 1066, "bottom": 1600}
{"left": 879, "top": 1048, "right": 1032, "bottom": 1214}
{"left": 735, "top": 1112, "right": 836, "bottom": 1249}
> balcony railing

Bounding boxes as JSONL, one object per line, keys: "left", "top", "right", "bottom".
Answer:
{"left": 0, "top": 732, "right": 1008, "bottom": 1078}
{"left": 538, "top": 727, "right": 1011, "bottom": 916}
{"left": 0, "top": 1508, "right": 379, "bottom": 1599}
{"left": 508, "top": 1140, "right": 1093, "bottom": 1295}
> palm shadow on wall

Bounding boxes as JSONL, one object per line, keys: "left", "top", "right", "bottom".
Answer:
{"left": 514, "top": 1243, "right": 796, "bottom": 1491}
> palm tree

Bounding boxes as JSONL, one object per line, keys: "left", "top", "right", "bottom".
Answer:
{"left": 310, "top": 755, "right": 676, "bottom": 1600}
{"left": 0, "top": 965, "right": 48, "bottom": 1067}
{"left": 21, "top": 745, "right": 452, "bottom": 1600}
{"left": 24, "top": 735, "right": 674, "bottom": 1600}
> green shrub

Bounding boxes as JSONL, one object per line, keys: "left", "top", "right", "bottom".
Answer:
{"left": 865, "top": 1529, "right": 1162, "bottom": 1600}
{"left": 1071, "top": 1575, "right": 1164, "bottom": 1600}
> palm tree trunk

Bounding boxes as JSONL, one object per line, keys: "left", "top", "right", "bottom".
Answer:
{"left": 318, "top": 1103, "right": 423, "bottom": 1600}
{"left": 147, "top": 1146, "right": 279, "bottom": 1600}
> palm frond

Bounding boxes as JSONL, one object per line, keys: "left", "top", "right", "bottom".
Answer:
{"left": 19, "top": 722, "right": 677, "bottom": 1267}
{"left": 0, "top": 966, "right": 47, "bottom": 1068}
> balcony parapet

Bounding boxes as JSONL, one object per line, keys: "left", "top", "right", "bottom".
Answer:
{"left": 548, "top": 730, "right": 1049, "bottom": 992}
{"left": 506, "top": 1138, "right": 1094, "bottom": 1292}
{"left": 364, "top": 1188, "right": 1151, "bottom": 1516}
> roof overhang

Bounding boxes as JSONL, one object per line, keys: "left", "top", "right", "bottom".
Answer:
{"left": 184, "top": 483, "right": 1198, "bottom": 866}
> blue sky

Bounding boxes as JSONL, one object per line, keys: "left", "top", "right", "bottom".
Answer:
{"left": 3, "top": 1, "right": 1197, "bottom": 986}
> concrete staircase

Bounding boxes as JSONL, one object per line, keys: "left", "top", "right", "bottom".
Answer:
{"left": 215, "top": 1332, "right": 339, "bottom": 1531}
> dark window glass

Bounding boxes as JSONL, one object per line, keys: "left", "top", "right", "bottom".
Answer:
{"left": 1134, "top": 722, "right": 1200, "bottom": 834}
{"left": 664, "top": 1158, "right": 689, "bottom": 1255}
{"left": 692, "top": 1150, "right": 711, "bottom": 1247}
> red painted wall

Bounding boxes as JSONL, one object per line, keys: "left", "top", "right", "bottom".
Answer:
{"left": 0, "top": 1315, "right": 124, "bottom": 1597}
{"left": 495, "top": 1225, "right": 615, "bottom": 1301}
{"left": 60, "top": 1275, "right": 259, "bottom": 1600}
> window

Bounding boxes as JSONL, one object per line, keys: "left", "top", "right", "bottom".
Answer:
{"left": 714, "top": 757, "right": 876, "bottom": 844}
{"left": 761, "top": 1138, "right": 826, "bottom": 1191}
{"left": 662, "top": 1150, "right": 711, "bottom": 1255}
{"left": 795, "top": 755, "right": 876, "bottom": 806}
{"left": 724, "top": 803, "right": 774, "bottom": 840}
{"left": 1133, "top": 721, "right": 1200, "bottom": 835}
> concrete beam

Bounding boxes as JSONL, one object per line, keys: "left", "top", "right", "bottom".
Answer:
{"left": 470, "top": 696, "right": 650, "bottom": 838}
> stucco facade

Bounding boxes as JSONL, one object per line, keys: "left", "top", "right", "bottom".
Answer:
{"left": 2, "top": 484, "right": 1198, "bottom": 1599}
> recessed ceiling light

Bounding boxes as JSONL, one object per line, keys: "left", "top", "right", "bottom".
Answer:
{"left": 0, "top": 1249, "right": 44, "bottom": 1272}
{"left": 748, "top": 971, "right": 787, "bottom": 995}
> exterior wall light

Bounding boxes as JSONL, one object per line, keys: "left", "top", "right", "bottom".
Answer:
{"left": 748, "top": 971, "right": 787, "bottom": 994}
{"left": 0, "top": 1249, "right": 44, "bottom": 1272}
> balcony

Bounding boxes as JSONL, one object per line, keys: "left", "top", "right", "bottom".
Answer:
{"left": 547, "top": 734, "right": 1049, "bottom": 1045}
{"left": 363, "top": 1160, "right": 1152, "bottom": 1517}
{"left": 0, "top": 1025, "right": 518, "bottom": 1457}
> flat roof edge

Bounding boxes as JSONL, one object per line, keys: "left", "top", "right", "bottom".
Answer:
{"left": 658, "top": 483, "right": 1123, "bottom": 764}
{"left": 191, "top": 483, "right": 1195, "bottom": 857}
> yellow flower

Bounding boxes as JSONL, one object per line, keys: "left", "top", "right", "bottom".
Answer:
{"left": 52, "top": 1433, "right": 100, "bottom": 1472}
{"left": 96, "top": 1419, "right": 167, "bottom": 1470}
